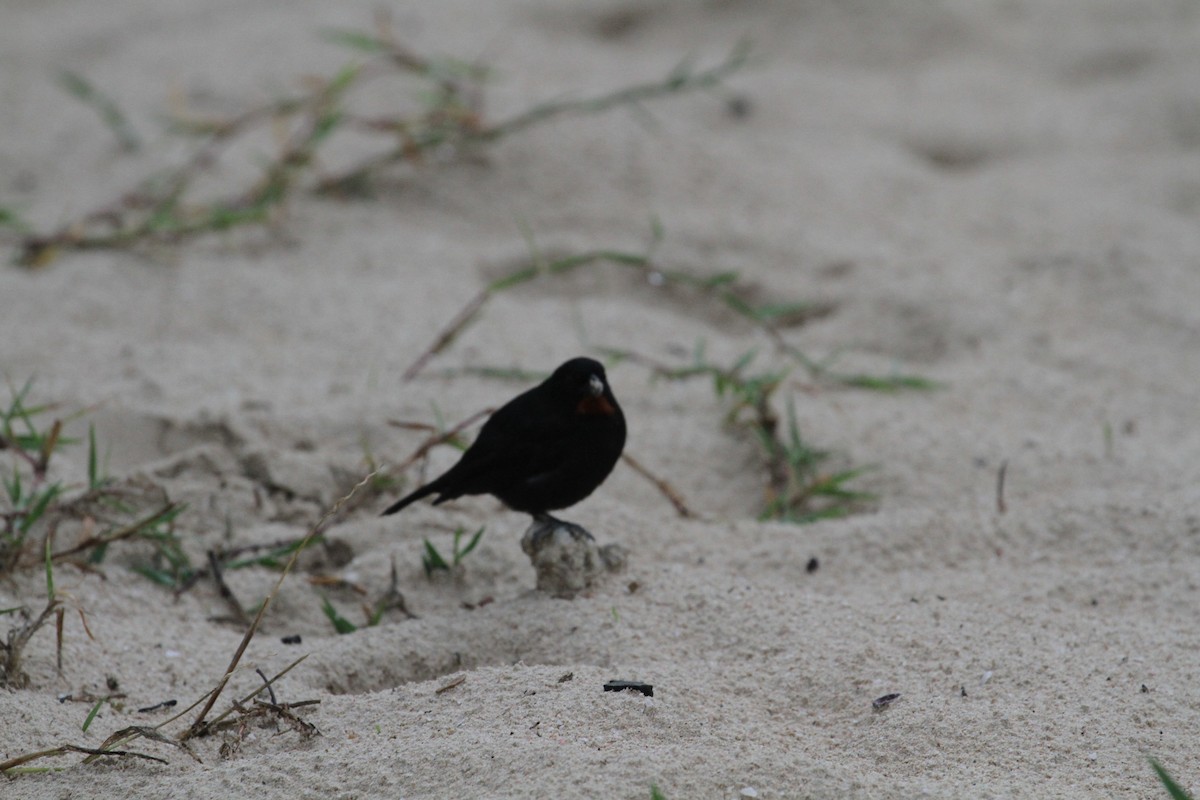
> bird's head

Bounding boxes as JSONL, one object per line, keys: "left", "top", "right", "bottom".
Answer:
{"left": 549, "top": 357, "right": 619, "bottom": 416}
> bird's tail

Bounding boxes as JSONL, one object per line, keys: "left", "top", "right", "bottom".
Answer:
{"left": 380, "top": 483, "right": 437, "bottom": 516}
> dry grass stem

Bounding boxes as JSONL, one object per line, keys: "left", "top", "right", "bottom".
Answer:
{"left": 181, "top": 469, "right": 379, "bottom": 740}
{"left": 620, "top": 452, "right": 692, "bottom": 518}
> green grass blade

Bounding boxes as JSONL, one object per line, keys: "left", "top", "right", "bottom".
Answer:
{"left": 780, "top": 505, "right": 854, "bottom": 524}
{"left": 87, "top": 423, "right": 99, "bottom": 487}
{"left": 320, "top": 28, "right": 388, "bottom": 54}
{"left": 87, "top": 541, "right": 109, "bottom": 565}
{"left": 130, "top": 565, "right": 182, "bottom": 588}
{"left": 320, "top": 595, "right": 358, "bottom": 634}
{"left": 20, "top": 484, "right": 63, "bottom": 533}
{"left": 422, "top": 539, "right": 450, "bottom": 576}
{"left": 226, "top": 536, "right": 322, "bottom": 570}
{"left": 311, "top": 111, "right": 345, "bottom": 146}
{"left": 5, "top": 470, "right": 21, "bottom": 504}
{"left": 326, "top": 63, "right": 362, "bottom": 95}
{"left": 56, "top": 70, "right": 142, "bottom": 152}
{"left": 486, "top": 265, "right": 541, "bottom": 293}
{"left": 453, "top": 526, "right": 485, "bottom": 565}
{"left": 809, "top": 467, "right": 877, "bottom": 500}
{"left": 81, "top": 697, "right": 107, "bottom": 732}
{"left": 367, "top": 602, "right": 387, "bottom": 628}
{"left": 835, "top": 373, "right": 942, "bottom": 392}
{"left": 1150, "top": 760, "right": 1194, "bottom": 800}
{"left": 0, "top": 206, "right": 32, "bottom": 233}
{"left": 697, "top": 271, "right": 739, "bottom": 288}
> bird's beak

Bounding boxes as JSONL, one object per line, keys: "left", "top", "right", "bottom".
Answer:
{"left": 588, "top": 375, "right": 604, "bottom": 396}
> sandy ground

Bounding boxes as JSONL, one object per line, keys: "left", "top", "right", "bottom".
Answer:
{"left": 3, "top": 1, "right": 1200, "bottom": 797}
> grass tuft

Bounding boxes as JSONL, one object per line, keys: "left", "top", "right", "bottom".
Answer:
{"left": 11, "top": 22, "right": 748, "bottom": 267}
{"left": 423, "top": 525, "right": 485, "bottom": 577}
{"left": 0, "top": 382, "right": 188, "bottom": 686}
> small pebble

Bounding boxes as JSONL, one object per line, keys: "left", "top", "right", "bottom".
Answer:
{"left": 872, "top": 693, "right": 901, "bottom": 710}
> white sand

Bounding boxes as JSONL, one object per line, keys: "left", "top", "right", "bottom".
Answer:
{"left": 3, "top": 1, "right": 1200, "bottom": 797}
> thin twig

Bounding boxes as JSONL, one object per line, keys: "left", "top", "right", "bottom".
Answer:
{"left": 388, "top": 407, "right": 494, "bottom": 476}
{"left": 255, "top": 667, "right": 277, "bottom": 705}
{"left": 192, "top": 654, "right": 309, "bottom": 734}
{"left": 1, "top": 597, "right": 61, "bottom": 688}
{"left": 0, "top": 744, "right": 167, "bottom": 773}
{"left": 620, "top": 452, "right": 692, "bottom": 518}
{"left": 996, "top": 460, "right": 1008, "bottom": 515}
{"left": 50, "top": 502, "right": 181, "bottom": 562}
{"left": 402, "top": 289, "right": 490, "bottom": 381}
{"left": 475, "top": 42, "right": 751, "bottom": 141}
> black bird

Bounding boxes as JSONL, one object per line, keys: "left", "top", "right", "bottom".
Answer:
{"left": 381, "top": 357, "right": 626, "bottom": 523}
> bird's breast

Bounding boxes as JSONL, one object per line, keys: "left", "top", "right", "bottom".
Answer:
{"left": 576, "top": 395, "right": 618, "bottom": 416}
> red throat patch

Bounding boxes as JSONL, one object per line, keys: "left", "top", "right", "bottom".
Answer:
{"left": 576, "top": 395, "right": 616, "bottom": 416}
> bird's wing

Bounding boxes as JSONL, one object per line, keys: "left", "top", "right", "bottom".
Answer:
{"left": 433, "top": 389, "right": 581, "bottom": 496}
{"left": 434, "top": 423, "right": 574, "bottom": 498}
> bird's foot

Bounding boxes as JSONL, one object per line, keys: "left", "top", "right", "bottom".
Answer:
{"left": 529, "top": 513, "right": 594, "bottom": 546}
